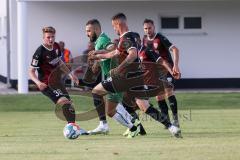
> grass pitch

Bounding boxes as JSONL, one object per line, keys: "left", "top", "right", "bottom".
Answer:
{"left": 0, "top": 93, "right": 240, "bottom": 160}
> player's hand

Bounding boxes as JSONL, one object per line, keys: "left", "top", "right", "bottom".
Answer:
{"left": 37, "top": 82, "right": 48, "bottom": 91}
{"left": 109, "top": 68, "right": 118, "bottom": 77}
{"left": 173, "top": 65, "right": 180, "bottom": 75}
{"left": 173, "top": 72, "right": 181, "bottom": 79}
{"left": 87, "top": 51, "right": 95, "bottom": 66}
{"left": 91, "top": 61, "right": 100, "bottom": 74}
{"left": 88, "top": 50, "right": 98, "bottom": 60}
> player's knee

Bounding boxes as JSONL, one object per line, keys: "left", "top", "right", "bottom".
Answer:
{"left": 106, "top": 104, "right": 116, "bottom": 117}
{"left": 92, "top": 87, "right": 103, "bottom": 95}
{"left": 156, "top": 95, "right": 165, "bottom": 101}
{"left": 107, "top": 112, "right": 114, "bottom": 118}
{"left": 165, "top": 89, "right": 174, "bottom": 98}
{"left": 92, "top": 87, "right": 98, "bottom": 94}
{"left": 106, "top": 101, "right": 116, "bottom": 117}
{"left": 56, "top": 97, "right": 71, "bottom": 106}
{"left": 136, "top": 99, "right": 149, "bottom": 112}
{"left": 92, "top": 83, "right": 108, "bottom": 96}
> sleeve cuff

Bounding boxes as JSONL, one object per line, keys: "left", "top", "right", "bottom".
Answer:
{"left": 127, "top": 47, "right": 137, "bottom": 53}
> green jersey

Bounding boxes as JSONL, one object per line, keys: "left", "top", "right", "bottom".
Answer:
{"left": 95, "top": 33, "right": 122, "bottom": 102}
{"left": 95, "top": 33, "right": 117, "bottom": 76}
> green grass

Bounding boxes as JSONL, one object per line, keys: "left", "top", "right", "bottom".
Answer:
{"left": 1, "top": 93, "right": 240, "bottom": 112}
{"left": 0, "top": 93, "right": 240, "bottom": 160}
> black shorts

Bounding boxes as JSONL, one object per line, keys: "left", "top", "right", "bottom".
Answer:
{"left": 161, "top": 72, "right": 175, "bottom": 90}
{"left": 101, "top": 77, "right": 116, "bottom": 93}
{"left": 41, "top": 86, "right": 70, "bottom": 104}
{"left": 166, "top": 73, "right": 175, "bottom": 85}
{"left": 101, "top": 70, "right": 145, "bottom": 94}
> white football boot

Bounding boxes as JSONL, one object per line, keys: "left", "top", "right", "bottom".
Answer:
{"left": 168, "top": 125, "right": 182, "bottom": 138}
{"left": 88, "top": 121, "right": 109, "bottom": 135}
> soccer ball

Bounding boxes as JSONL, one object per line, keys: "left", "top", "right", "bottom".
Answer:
{"left": 63, "top": 123, "right": 81, "bottom": 140}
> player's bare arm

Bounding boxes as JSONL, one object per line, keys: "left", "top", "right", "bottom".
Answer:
{"left": 157, "top": 58, "right": 173, "bottom": 75}
{"left": 110, "top": 48, "right": 138, "bottom": 76}
{"left": 160, "top": 58, "right": 181, "bottom": 79}
{"left": 89, "top": 42, "right": 117, "bottom": 60}
{"left": 28, "top": 67, "right": 47, "bottom": 91}
{"left": 89, "top": 49, "right": 119, "bottom": 60}
{"left": 59, "top": 60, "right": 79, "bottom": 85}
{"left": 170, "top": 46, "right": 180, "bottom": 75}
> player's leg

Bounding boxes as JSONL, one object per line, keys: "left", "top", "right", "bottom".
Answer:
{"left": 155, "top": 74, "right": 172, "bottom": 124}
{"left": 156, "top": 93, "right": 170, "bottom": 126}
{"left": 164, "top": 74, "right": 180, "bottom": 127}
{"left": 40, "top": 86, "right": 75, "bottom": 123}
{"left": 91, "top": 76, "right": 118, "bottom": 110}
{"left": 165, "top": 89, "right": 182, "bottom": 137}
{"left": 122, "top": 92, "right": 147, "bottom": 135}
{"left": 166, "top": 88, "right": 179, "bottom": 127}
{"left": 106, "top": 101, "right": 140, "bottom": 138}
{"left": 87, "top": 98, "right": 109, "bottom": 135}
{"left": 135, "top": 98, "right": 181, "bottom": 138}
{"left": 89, "top": 77, "right": 126, "bottom": 135}
{"left": 136, "top": 98, "right": 170, "bottom": 128}
{"left": 83, "top": 69, "right": 109, "bottom": 135}
{"left": 56, "top": 97, "right": 76, "bottom": 123}
{"left": 88, "top": 82, "right": 109, "bottom": 134}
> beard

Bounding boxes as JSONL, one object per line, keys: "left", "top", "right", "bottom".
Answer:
{"left": 90, "top": 32, "right": 97, "bottom": 42}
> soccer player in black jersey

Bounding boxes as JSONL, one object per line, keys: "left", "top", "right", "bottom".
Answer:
{"left": 29, "top": 26, "right": 79, "bottom": 125}
{"left": 143, "top": 19, "right": 181, "bottom": 130}
{"left": 89, "top": 13, "right": 181, "bottom": 137}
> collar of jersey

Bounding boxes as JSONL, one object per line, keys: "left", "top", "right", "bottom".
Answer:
{"left": 95, "top": 32, "right": 104, "bottom": 42}
{"left": 147, "top": 33, "right": 157, "bottom": 41}
{"left": 120, "top": 31, "right": 131, "bottom": 38}
{"left": 42, "top": 44, "right": 53, "bottom": 51}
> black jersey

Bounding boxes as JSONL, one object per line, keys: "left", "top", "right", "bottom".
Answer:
{"left": 30, "top": 45, "right": 61, "bottom": 84}
{"left": 139, "top": 46, "right": 161, "bottom": 62}
{"left": 143, "top": 33, "right": 173, "bottom": 66}
{"left": 117, "top": 31, "right": 141, "bottom": 63}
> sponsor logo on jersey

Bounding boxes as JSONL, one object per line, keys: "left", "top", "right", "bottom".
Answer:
{"left": 55, "top": 49, "right": 59, "bottom": 55}
{"left": 122, "top": 40, "right": 132, "bottom": 49}
{"left": 153, "top": 42, "right": 158, "bottom": 49}
{"left": 32, "top": 59, "right": 38, "bottom": 66}
{"left": 49, "top": 57, "right": 60, "bottom": 65}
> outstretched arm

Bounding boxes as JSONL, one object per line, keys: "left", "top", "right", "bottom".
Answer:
{"left": 110, "top": 48, "right": 138, "bottom": 77}
{"left": 88, "top": 49, "right": 119, "bottom": 60}
{"left": 59, "top": 60, "right": 79, "bottom": 85}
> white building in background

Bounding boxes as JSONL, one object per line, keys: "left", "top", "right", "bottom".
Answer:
{"left": 0, "top": 0, "right": 240, "bottom": 93}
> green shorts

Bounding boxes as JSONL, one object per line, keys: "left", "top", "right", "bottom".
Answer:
{"left": 107, "top": 92, "right": 123, "bottom": 103}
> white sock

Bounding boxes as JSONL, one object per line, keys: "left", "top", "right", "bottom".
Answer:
{"left": 99, "top": 121, "right": 108, "bottom": 126}
{"left": 112, "top": 103, "right": 133, "bottom": 129}
{"left": 116, "top": 103, "right": 133, "bottom": 123}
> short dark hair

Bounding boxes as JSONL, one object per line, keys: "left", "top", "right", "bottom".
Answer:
{"left": 86, "top": 19, "right": 101, "bottom": 29}
{"left": 143, "top": 19, "right": 154, "bottom": 25}
{"left": 112, "top": 13, "right": 127, "bottom": 21}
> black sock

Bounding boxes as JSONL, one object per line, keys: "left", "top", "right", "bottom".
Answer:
{"left": 123, "top": 102, "right": 147, "bottom": 135}
{"left": 130, "top": 125, "right": 137, "bottom": 132}
{"left": 168, "top": 95, "right": 178, "bottom": 121}
{"left": 92, "top": 93, "right": 107, "bottom": 121}
{"left": 158, "top": 100, "right": 170, "bottom": 121}
{"left": 145, "top": 105, "right": 171, "bottom": 128}
{"left": 62, "top": 104, "right": 75, "bottom": 123}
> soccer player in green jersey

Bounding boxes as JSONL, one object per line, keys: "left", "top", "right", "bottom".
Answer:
{"left": 85, "top": 19, "right": 142, "bottom": 138}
